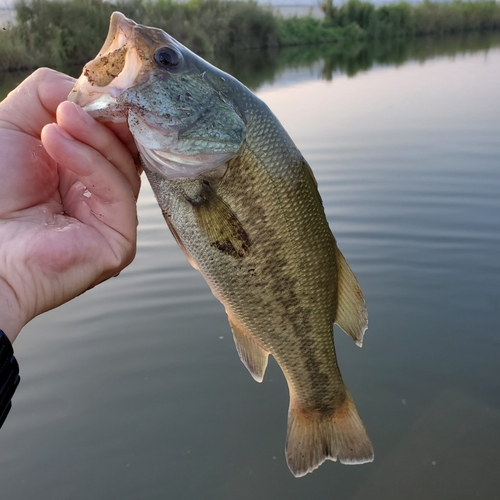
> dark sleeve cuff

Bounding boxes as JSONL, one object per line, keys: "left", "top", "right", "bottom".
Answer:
{"left": 0, "top": 330, "right": 20, "bottom": 429}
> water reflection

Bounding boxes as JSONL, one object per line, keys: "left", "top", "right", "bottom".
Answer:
{"left": 212, "top": 32, "right": 500, "bottom": 89}
{"left": 1, "top": 32, "right": 500, "bottom": 98}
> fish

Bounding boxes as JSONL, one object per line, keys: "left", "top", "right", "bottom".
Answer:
{"left": 68, "top": 12, "right": 374, "bottom": 477}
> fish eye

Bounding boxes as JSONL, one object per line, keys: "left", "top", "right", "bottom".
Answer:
{"left": 154, "top": 47, "right": 180, "bottom": 68}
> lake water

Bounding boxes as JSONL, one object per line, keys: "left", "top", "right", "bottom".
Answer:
{"left": 1, "top": 35, "right": 499, "bottom": 499}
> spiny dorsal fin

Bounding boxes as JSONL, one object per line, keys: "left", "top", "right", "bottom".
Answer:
{"left": 228, "top": 319, "right": 269, "bottom": 383}
{"left": 335, "top": 247, "right": 368, "bottom": 347}
{"left": 190, "top": 182, "right": 251, "bottom": 259}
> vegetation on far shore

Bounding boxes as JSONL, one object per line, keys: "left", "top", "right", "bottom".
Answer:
{"left": 1, "top": 0, "right": 500, "bottom": 71}
{"left": 323, "top": 0, "right": 500, "bottom": 37}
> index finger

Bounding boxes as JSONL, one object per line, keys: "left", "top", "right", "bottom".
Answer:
{"left": 0, "top": 68, "right": 75, "bottom": 138}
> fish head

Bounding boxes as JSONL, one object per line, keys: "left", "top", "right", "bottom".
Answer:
{"left": 69, "top": 12, "right": 246, "bottom": 180}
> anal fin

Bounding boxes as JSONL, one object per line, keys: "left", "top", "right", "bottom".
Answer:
{"left": 228, "top": 319, "right": 269, "bottom": 383}
{"left": 335, "top": 247, "right": 368, "bottom": 347}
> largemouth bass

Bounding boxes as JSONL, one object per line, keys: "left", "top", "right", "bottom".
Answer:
{"left": 69, "top": 12, "right": 374, "bottom": 476}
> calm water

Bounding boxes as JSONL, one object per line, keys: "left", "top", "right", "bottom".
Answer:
{"left": 1, "top": 36, "right": 499, "bottom": 499}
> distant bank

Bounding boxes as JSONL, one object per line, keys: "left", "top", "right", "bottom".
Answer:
{"left": 0, "top": 3, "right": 324, "bottom": 27}
{"left": 1, "top": 0, "right": 500, "bottom": 71}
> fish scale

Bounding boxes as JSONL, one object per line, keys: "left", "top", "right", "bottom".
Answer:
{"left": 69, "top": 11, "right": 373, "bottom": 477}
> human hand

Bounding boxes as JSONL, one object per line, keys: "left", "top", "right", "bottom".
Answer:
{"left": 0, "top": 68, "right": 141, "bottom": 342}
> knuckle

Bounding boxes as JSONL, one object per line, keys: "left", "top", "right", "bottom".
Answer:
{"left": 31, "top": 67, "right": 56, "bottom": 84}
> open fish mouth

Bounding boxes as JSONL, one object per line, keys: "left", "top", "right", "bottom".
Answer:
{"left": 68, "top": 12, "right": 143, "bottom": 122}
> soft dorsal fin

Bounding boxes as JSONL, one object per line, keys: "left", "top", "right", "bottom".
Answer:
{"left": 228, "top": 319, "right": 269, "bottom": 383}
{"left": 334, "top": 248, "right": 368, "bottom": 347}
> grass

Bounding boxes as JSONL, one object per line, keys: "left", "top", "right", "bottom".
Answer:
{"left": 277, "top": 15, "right": 366, "bottom": 46}
{"left": 1, "top": 0, "right": 500, "bottom": 71}
{"left": 118, "top": 0, "right": 281, "bottom": 55}
{"left": 1, "top": 0, "right": 287, "bottom": 70}
{"left": 0, "top": 29, "right": 32, "bottom": 71}
{"left": 323, "top": 0, "right": 500, "bottom": 39}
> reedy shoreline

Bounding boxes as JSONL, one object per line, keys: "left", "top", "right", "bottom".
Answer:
{"left": 1, "top": 0, "right": 500, "bottom": 72}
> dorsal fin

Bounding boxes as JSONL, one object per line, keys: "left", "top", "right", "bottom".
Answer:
{"left": 334, "top": 248, "right": 368, "bottom": 347}
{"left": 228, "top": 319, "right": 269, "bottom": 383}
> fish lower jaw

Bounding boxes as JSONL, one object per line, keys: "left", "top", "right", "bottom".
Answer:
{"left": 67, "top": 87, "right": 128, "bottom": 123}
{"left": 80, "top": 94, "right": 128, "bottom": 123}
{"left": 137, "top": 142, "right": 232, "bottom": 180}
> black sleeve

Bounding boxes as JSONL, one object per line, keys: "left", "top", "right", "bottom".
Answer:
{"left": 0, "top": 330, "right": 20, "bottom": 429}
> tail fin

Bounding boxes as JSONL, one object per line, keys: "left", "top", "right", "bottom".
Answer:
{"left": 285, "top": 391, "right": 374, "bottom": 477}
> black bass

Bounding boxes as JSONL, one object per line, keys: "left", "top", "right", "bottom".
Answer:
{"left": 69, "top": 12, "right": 373, "bottom": 476}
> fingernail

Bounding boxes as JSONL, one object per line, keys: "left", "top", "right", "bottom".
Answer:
{"left": 60, "top": 100, "right": 94, "bottom": 125}
{"left": 67, "top": 100, "right": 95, "bottom": 125}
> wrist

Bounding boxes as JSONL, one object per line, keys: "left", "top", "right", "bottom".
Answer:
{"left": 0, "top": 277, "right": 28, "bottom": 343}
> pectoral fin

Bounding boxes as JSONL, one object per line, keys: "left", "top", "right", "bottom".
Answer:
{"left": 190, "top": 182, "right": 251, "bottom": 259}
{"left": 229, "top": 319, "right": 269, "bottom": 383}
{"left": 335, "top": 248, "right": 368, "bottom": 347}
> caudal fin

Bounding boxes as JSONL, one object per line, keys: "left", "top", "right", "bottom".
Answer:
{"left": 285, "top": 391, "right": 374, "bottom": 477}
